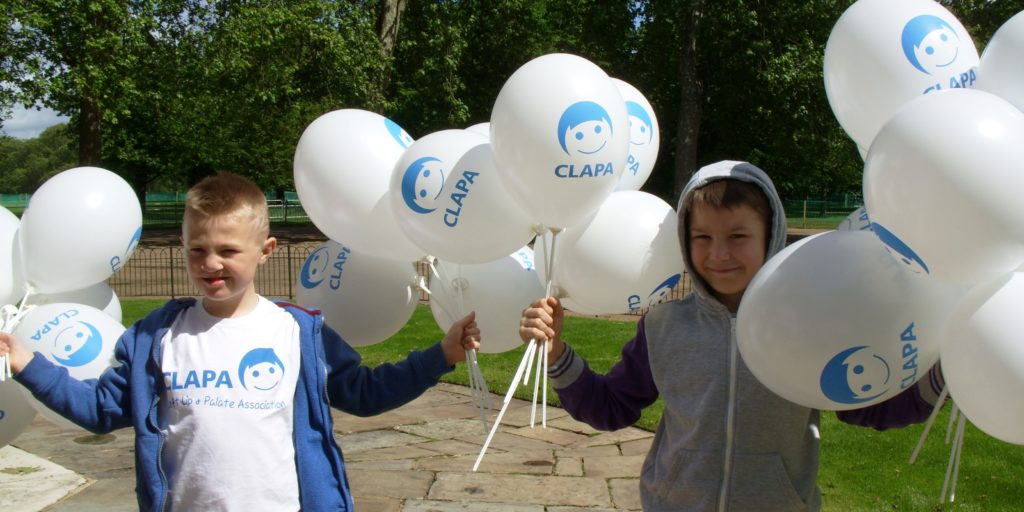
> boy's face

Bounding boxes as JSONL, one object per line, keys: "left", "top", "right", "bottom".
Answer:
{"left": 688, "top": 203, "right": 768, "bottom": 312}
{"left": 182, "top": 212, "right": 276, "bottom": 318}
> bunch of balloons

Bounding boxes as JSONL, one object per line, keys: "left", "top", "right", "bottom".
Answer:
{"left": 739, "top": 0, "right": 1024, "bottom": 451}
{"left": 1, "top": 166, "right": 140, "bottom": 447}
{"left": 292, "top": 52, "right": 680, "bottom": 360}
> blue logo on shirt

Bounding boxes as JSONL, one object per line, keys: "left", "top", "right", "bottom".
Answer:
{"left": 238, "top": 348, "right": 286, "bottom": 391}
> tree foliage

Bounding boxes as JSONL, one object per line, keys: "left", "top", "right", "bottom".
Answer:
{"left": 2, "top": 0, "right": 1020, "bottom": 202}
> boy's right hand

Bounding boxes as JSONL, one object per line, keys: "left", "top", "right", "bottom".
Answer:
{"left": 0, "top": 332, "right": 34, "bottom": 374}
{"left": 519, "top": 296, "right": 565, "bottom": 365}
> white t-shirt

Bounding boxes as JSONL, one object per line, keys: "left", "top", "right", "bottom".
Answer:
{"left": 159, "top": 297, "right": 302, "bottom": 511}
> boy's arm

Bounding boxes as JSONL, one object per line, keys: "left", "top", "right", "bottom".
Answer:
{"left": 13, "top": 325, "right": 139, "bottom": 434}
{"left": 321, "top": 325, "right": 452, "bottom": 417}
{"left": 835, "top": 363, "right": 945, "bottom": 430}
{"left": 547, "top": 318, "right": 659, "bottom": 431}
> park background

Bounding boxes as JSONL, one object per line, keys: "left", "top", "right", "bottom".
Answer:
{"left": 4, "top": 1, "right": 1024, "bottom": 510}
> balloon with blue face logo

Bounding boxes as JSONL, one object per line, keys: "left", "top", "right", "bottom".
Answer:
{"left": 12, "top": 302, "right": 125, "bottom": 429}
{"left": 294, "top": 109, "right": 425, "bottom": 262}
{"left": 736, "top": 230, "right": 957, "bottom": 410}
{"left": 0, "top": 380, "right": 35, "bottom": 448}
{"left": 863, "top": 88, "right": 1024, "bottom": 286}
{"left": 392, "top": 142, "right": 535, "bottom": 264}
{"left": 0, "top": 205, "right": 25, "bottom": 306}
{"left": 824, "top": 0, "right": 979, "bottom": 149}
{"left": 294, "top": 240, "right": 418, "bottom": 347}
{"left": 536, "top": 191, "right": 684, "bottom": 315}
{"left": 611, "top": 78, "right": 660, "bottom": 192}
{"left": 18, "top": 167, "right": 142, "bottom": 295}
{"left": 491, "top": 53, "right": 630, "bottom": 229}
{"left": 977, "top": 11, "right": 1024, "bottom": 113}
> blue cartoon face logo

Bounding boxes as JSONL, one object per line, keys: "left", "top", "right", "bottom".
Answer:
{"left": 647, "top": 274, "right": 681, "bottom": 307}
{"left": 385, "top": 118, "right": 414, "bottom": 149}
{"left": 871, "top": 222, "right": 928, "bottom": 274}
{"left": 512, "top": 249, "right": 535, "bottom": 271}
{"left": 126, "top": 226, "right": 142, "bottom": 256}
{"left": 238, "top": 348, "right": 285, "bottom": 391}
{"left": 52, "top": 321, "right": 103, "bottom": 367}
{"left": 902, "top": 15, "right": 960, "bottom": 75}
{"left": 557, "top": 101, "right": 613, "bottom": 156}
{"left": 401, "top": 156, "right": 445, "bottom": 214}
{"left": 626, "top": 102, "right": 654, "bottom": 147}
{"left": 300, "top": 246, "right": 331, "bottom": 289}
{"left": 820, "top": 346, "right": 891, "bottom": 404}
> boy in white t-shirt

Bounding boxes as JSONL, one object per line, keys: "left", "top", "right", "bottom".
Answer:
{"left": 1, "top": 172, "right": 481, "bottom": 511}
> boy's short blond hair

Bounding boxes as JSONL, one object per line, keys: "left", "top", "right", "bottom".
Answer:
{"left": 184, "top": 172, "right": 270, "bottom": 237}
{"left": 683, "top": 178, "right": 772, "bottom": 248}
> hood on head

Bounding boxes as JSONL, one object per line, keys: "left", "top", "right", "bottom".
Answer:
{"left": 675, "top": 160, "right": 787, "bottom": 307}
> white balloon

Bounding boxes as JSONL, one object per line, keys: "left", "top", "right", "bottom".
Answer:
{"left": 0, "top": 206, "right": 25, "bottom": 305}
{"left": 942, "top": 272, "right": 1024, "bottom": 444}
{"left": 465, "top": 122, "right": 490, "bottom": 138}
{"left": 13, "top": 303, "right": 125, "bottom": 429}
{"left": 294, "top": 240, "right": 418, "bottom": 347}
{"left": 737, "top": 231, "right": 955, "bottom": 410}
{"left": 863, "top": 88, "right": 1024, "bottom": 285}
{"left": 977, "top": 11, "right": 1024, "bottom": 112}
{"left": 491, "top": 53, "right": 629, "bottom": 228}
{"left": 26, "top": 282, "right": 123, "bottom": 323}
{"left": 293, "top": 109, "right": 425, "bottom": 261}
{"left": 824, "top": 0, "right": 979, "bottom": 149}
{"left": 429, "top": 247, "right": 545, "bottom": 354}
{"left": 547, "top": 191, "right": 684, "bottom": 315}
{"left": 19, "top": 167, "right": 142, "bottom": 294}
{"left": 836, "top": 206, "right": 872, "bottom": 232}
{"left": 0, "top": 381, "right": 36, "bottom": 447}
{"left": 612, "top": 78, "right": 660, "bottom": 192}
{"left": 392, "top": 141, "right": 536, "bottom": 264}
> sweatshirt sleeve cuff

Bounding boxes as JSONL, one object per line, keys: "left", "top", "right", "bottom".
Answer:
{"left": 422, "top": 342, "right": 454, "bottom": 380}
{"left": 13, "top": 352, "right": 59, "bottom": 395}
{"left": 547, "top": 342, "right": 585, "bottom": 389}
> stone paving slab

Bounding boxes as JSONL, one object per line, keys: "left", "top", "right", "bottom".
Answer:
{"left": 4, "top": 384, "right": 652, "bottom": 511}
{"left": 0, "top": 445, "right": 88, "bottom": 511}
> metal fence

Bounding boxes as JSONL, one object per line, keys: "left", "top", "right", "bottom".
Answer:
{"left": 108, "top": 245, "right": 693, "bottom": 316}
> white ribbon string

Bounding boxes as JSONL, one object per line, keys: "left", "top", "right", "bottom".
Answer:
{"left": 941, "top": 413, "right": 968, "bottom": 504}
{"left": 1, "top": 288, "right": 33, "bottom": 380}
{"left": 473, "top": 338, "right": 536, "bottom": 472}
{"left": 909, "top": 386, "right": 949, "bottom": 465}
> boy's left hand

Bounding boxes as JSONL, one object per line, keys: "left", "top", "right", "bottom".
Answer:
{"left": 441, "top": 311, "right": 481, "bottom": 366}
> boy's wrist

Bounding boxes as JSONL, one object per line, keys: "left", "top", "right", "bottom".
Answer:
{"left": 10, "top": 350, "right": 35, "bottom": 374}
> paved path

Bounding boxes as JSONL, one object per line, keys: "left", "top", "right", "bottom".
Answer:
{"left": 1, "top": 383, "right": 652, "bottom": 511}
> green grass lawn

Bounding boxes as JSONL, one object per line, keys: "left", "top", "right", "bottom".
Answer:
{"left": 123, "top": 299, "right": 1024, "bottom": 510}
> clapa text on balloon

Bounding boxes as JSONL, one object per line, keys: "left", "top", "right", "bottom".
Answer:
{"left": 29, "top": 309, "right": 79, "bottom": 342}
{"left": 554, "top": 162, "right": 615, "bottom": 179}
{"left": 443, "top": 170, "right": 480, "bottom": 228}
{"left": 922, "top": 68, "right": 977, "bottom": 94}
{"left": 328, "top": 246, "right": 352, "bottom": 291}
{"left": 898, "top": 322, "right": 921, "bottom": 390}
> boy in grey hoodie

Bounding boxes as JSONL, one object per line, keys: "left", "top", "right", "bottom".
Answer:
{"left": 519, "top": 160, "right": 944, "bottom": 511}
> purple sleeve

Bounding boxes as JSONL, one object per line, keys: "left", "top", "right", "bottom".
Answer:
{"left": 836, "top": 363, "right": 945, "bottom": 430}
{"left": 553, "top": 319, "right": 659, "bottom": 431}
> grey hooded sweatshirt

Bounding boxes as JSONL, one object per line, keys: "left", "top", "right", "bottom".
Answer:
{"left": 549, "top": 161, "right": 820, "bottom": 511}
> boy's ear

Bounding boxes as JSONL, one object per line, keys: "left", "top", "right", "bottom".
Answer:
{"left": 260, "top": 236, "right": 278, "bottom": 263}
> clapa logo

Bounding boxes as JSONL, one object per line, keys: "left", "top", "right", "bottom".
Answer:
{"left": 627, "top": 273, "right": 681, "bottom": 311}
{"left": 558, "top": 101, "right": 613, "bottom": 156}
{"left": 385, "top": 118, "right": 414, "bottom": 149}
{"left": 401, "top": 156, "right": 446, "bottom": 214}
{"left": 902, "top": 15, "right": 961, "bottom": 75}
{"left": 871, "top": 222, "right": 928, "bottom": 274}
{"left": 820, "top": 346, "right": 890, "bottom": 404}
{"left": 238, "top": 348, "right": 285, "bottom": 391}
{"left": 53, "top": 321, "right": 104, "bottom": 367}
{"left": 512, "top": 249, "right": 535, "bottom": 271}
{"left": 110, "top": 225, "right": 143, "bottom": 273}
{"left": 625, "top": 101, "right": 655, "bottom": 177}
{"left": 300, "top": 244, "right": 351, "bottom": 291}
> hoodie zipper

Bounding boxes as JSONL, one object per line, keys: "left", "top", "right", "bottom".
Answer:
{"left": 718, "top": 317, "right": 739, "bottom": 512}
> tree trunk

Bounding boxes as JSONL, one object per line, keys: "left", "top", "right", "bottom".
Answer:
{"left": 377, "top": 0, "right": 406, "bottom": 56}
{"left": 673, "top": 1, "right": 704, "bottom": 200}
{"left": 78, "top": 94, "right": 102, "bottom": 166}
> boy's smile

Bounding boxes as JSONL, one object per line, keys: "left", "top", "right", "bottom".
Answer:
{"left": 688, "top": 203, "right": 768, "bottom": 312}
{"left": 182, "top": 213, "right": 276, "bottom": 318}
